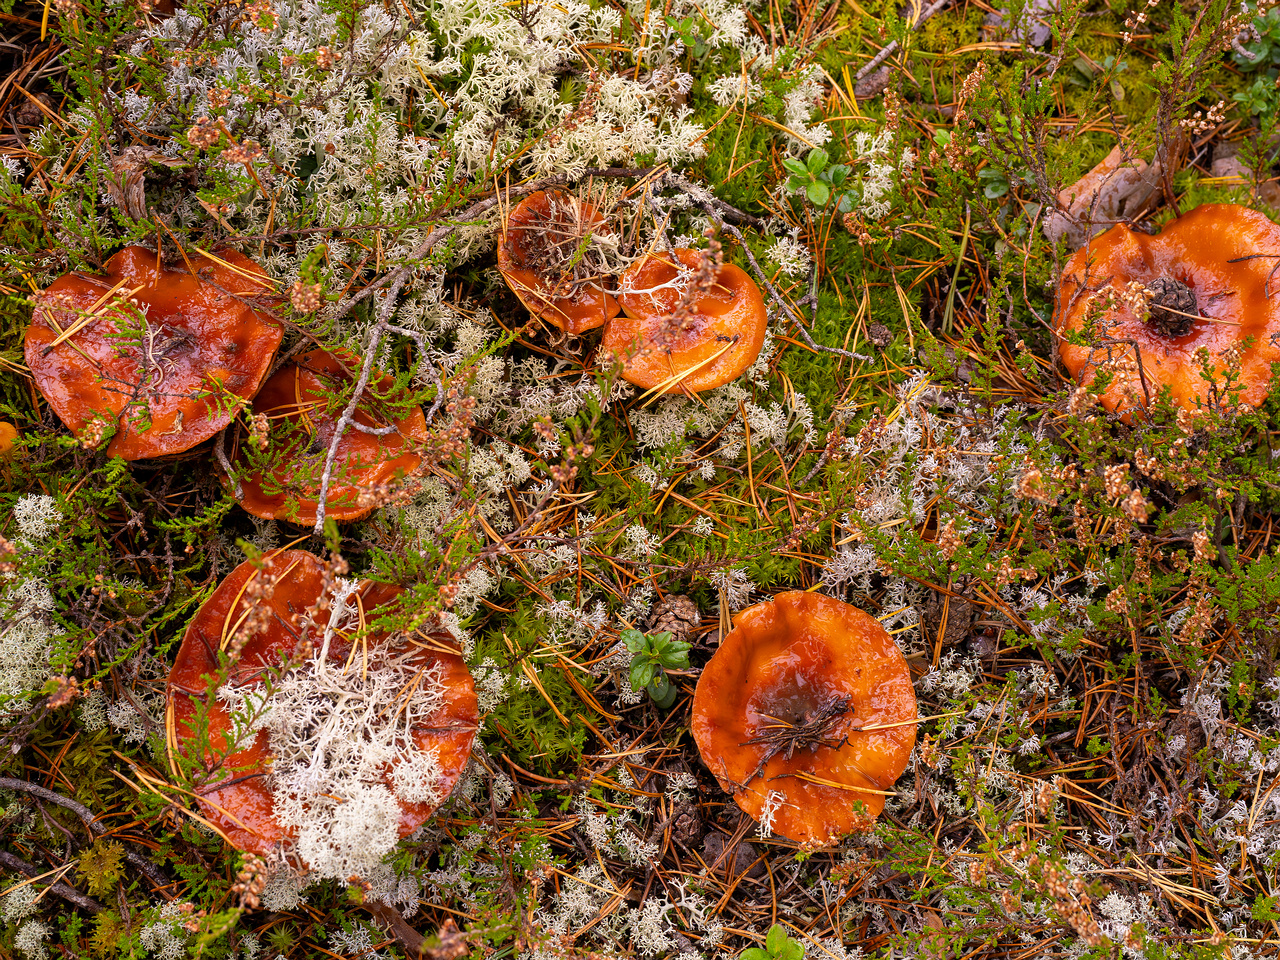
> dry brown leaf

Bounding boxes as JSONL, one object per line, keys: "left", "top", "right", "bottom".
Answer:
{"left": 1043, "top": 144, "right": 1164, "bottom": 249}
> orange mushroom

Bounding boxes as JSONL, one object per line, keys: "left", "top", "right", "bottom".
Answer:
{"left": 24, "top": 246, "right": 280, "bottom": 459}
{"left": 602, "top": 249, "right": 768, "bottom": 393}
{"left": 691, "top": 591, "right": 917, "bottom": 846}
{"left": 1055, "top": 203, "right": 1280, "bottom": 421}
{"left": 497, "top": 190, "right": 621, "bottom": 334}
{"left": 228, "top": 349, "right": 429, "bottom": 525}
{"left": 166, "top": 549, "right": 478, "bottom": 860}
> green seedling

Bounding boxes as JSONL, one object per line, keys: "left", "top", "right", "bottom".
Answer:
{"left": 782, "top": 148, "right": 854, "bottom": 213}
{"left": 622, "top": 628, "right": 691, "bottom": 709}
{"left": 741, "top": 924, "right": 805, "bottom": 960}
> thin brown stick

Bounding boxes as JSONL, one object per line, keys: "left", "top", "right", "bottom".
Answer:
{"left": 0, "top": 849, "right": 104, "bottom": 914}
{"left": 0, "top": 776, "right": 171, "bottom": 892}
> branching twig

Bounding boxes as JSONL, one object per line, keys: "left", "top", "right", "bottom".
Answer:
{"left": 215, "top": 427, "right": 241, "bottom": 499}
{"left": 854, "top": 0, "right": 953, "bottom": 82}
{"left": 312, "top": 169, "right": 655, "bottom": 535}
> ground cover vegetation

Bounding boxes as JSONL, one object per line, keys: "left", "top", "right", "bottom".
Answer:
{"left": 1, "top": 0, "right": 1279, "bottom": 956}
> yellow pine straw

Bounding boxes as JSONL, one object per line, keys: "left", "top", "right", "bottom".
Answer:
{"left": 478, "top": 512, "right": 536, "bottom": 580}
{"left": 638, "top": 338, "right": 736, "bottom": 407}
{"left": 849, "top": 711, "right": 960, "bottom": 733}
{"left": 381, "top": 657, "right": 439, "bottom": 726}
{"left": 259, "top": 399, "right": 326, "bottom": 421}
{"left": 0, "top": 858, "right": 78, "bottom": 899}
{"left": 520, "top": 656, "right": 571, "bottom": 725}
{"left": 559, "top": 660, "right": 622, "bottom": 721}
{"left": 45, "top": 279, "right": 147, "bottom": 348}
{"left": 746, "top": 112, "right": 818, "bottom": 149}
{"left": 789, "top": 772, "right": 894, "bottom": 795}
{"left": 194, "top": 247, "right": 278, "bottom": 290}
{"left": 412, "top": 62, "right": 450, "bottom": 109}
{"left": 403, "top": 629, "right": 471, "bottom": 658}
{"left": 165, "top": 698, "right": 182, "bottom": 780}
{"left": 153, "top": 219, "right": 198, "bottom": 278}
{"left": 1111, "top": 855, "right": 1221, "bottom": 905}
{"left": 341, "top": 590, "right": 369, "bottom": 678}
{"left": 1145, "top": 301, "right": 1241, "bottom": 326}
{"left": 220, "top": 555, "right": 305, "bottom": 651}
{"left": 216, "top": 539, "right": 310, "bottom": 649}
{"left": 110, "top": 764, "right": 242, "bottom": 847}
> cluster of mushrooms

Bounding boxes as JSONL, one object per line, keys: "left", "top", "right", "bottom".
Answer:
{"left": 167, "top": 570, "right": 918, "bottom": 860}
{"left": 1053, "top": 203, "right": 1280, "bottom": 421}
{"left": 499, "top": 190, "right": 770, "bottom": 394}
{"left": 24, "top": 246, "right": 427, "bottom": 524}
{"left": 23, "top": 239, "right": 918, "bottom": 871}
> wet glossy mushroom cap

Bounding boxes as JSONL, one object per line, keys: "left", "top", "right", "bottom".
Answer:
{"left": 497, "top": 190, "right": 621, "bottom": 335}
{"left": 25, "top": 246, "right": 281, "bottom": 459}
{"left": 166, "top": 549, "right": 479, "bottom": 858}
{"left": 230, "top": 349, "right": 430, "bottom": 525}
{"left": 604, "top": 249, "right": 768, "bottom": 393}
{"left": 1055, "top": 204, "right": 1280, "bottom": 421}
{"left": 692, "top": 591, "right": 917, "bottom": 846}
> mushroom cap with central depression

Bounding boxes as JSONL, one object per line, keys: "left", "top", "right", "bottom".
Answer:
{"left": 229, "top": 349, "right": 430, "bottom": 525}
{"left": 1054, "top": 203, "right": 1280, "bottom": 421}
{"left": 604, "top": 249, "right": 767, "bottom": 393}
{"left": 692, "top": 591, "right": 917, "bottom": 845}
{"left": 25, "top": 246, "right": 280, "bottom": 459}
{"left": 166, "top": 549, "right": 478, "bottom": 860}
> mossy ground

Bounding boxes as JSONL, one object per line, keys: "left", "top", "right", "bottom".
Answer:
{"left": 3, "top": 0, "right": 1280, "bottom": 958}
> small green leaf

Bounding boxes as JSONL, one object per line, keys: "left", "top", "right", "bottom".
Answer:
{"left": 766, "top": 924, "right": 788, "bottom": 956}
{"left": 631, "top": 661, "right": 654, "bottom": 689}
{"left": 741, "top": 950, "right": 771, "bottom": 960}
{"left": 621, "top": 628, "right": 646, "bottom": 653}
{"left": 782, "top": 158, "right": 808, "bottom": 175}
{"left": 1110, "top": 80, "right": 1125, "bottom": 100}
{"left": 806, "top": 181, "right": 830, "bottom": 206}
{"left": 650, "top": 674, "right": 676, "bottom": 708}
{"left": 827, "top": 164, "right": 850, "bottom": 186}
{"left": 658, "top": 640, "right": 691, "bottom": 668}
{"left": 778, "top": 942, "right": 804, "bottom": 960}
{"left": 805, "top": 148, "right": 828, "bottom": 173}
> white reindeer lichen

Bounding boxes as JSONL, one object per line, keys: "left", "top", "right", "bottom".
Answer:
{"left": 221, "top": 580, "right": 450, "bottom": 881}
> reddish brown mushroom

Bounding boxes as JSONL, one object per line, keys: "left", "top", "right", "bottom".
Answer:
{"left": 602, "top": 249, "right": 768, "bottom": 393}
{"left": 1055, "top": 203, "right": 1280, "bottom": 421}
{"left": 229, "top": 349, "right": 430, "bottom": 525}
{"left": 25, "top": 246, "right": 280, "bottom": 459}
{"left": 692, "top": 591, "right": 917, "bottom": 846}
{"left": 497, "top": 189, "right": 622, "bottom": 334}
{"left": 166, "top": 549, "right": 478, "bottom": 861}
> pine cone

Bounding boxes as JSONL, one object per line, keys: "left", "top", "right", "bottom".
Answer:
{"left": 649, "top": 594, "right": 700, "bottom": 643}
